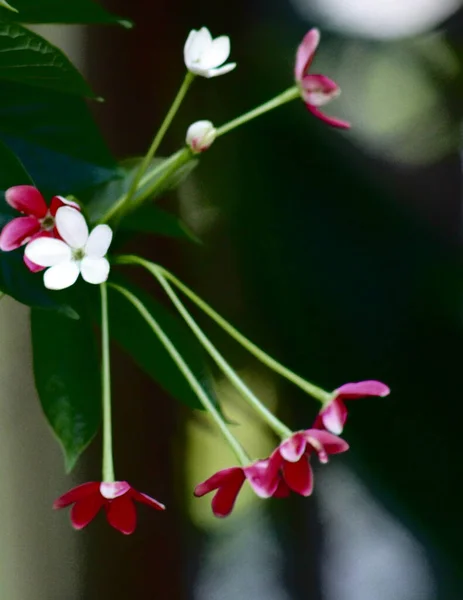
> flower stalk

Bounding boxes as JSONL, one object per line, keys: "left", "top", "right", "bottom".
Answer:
{"left": 100, "top": 282, "right": 115, "bottom": 483}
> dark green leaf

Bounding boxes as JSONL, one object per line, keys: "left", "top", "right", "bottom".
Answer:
{"left": 0, "top": 22, "right": 95, "bottom": 96}
{"left": 31, "top": 306, "right": 101, "bottom": 471}
{"left": 0, "top": 0, "right": 131, "bottom": 26}
{"left": 0, "top": 81, "right": 120, "bottom": 195}
{"left": 120, "top": 204, "right": 200, "bottom": 242}
{"left": 84, "top": 154, "right": 198, "bottom": 224}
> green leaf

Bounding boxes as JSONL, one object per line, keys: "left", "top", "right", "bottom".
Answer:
{"left": 0, "top": 1, "right": 17, "bottom": 13}
{"left": 31, "top": 306, "right": 101, "bottom": 471}
{"left": 104, "top": 280, "right": 214, "bottom": 411}
{"left": 120, "top": 204, "right": 200, "bottom": 242}
{"left": 0, "top": 81, "right": 119, "bottom": 195}
{"left": 84, "top": 155, "right": 198, "bottom": 224}
{"left": 0, "top": 22, "right": 95, "bottom": 96}
{"left": 0, "top": 0, "right": 131, "bottom": 26}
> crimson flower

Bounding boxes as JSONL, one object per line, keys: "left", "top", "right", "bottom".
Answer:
{"left": 295, "top": 28, "right": 350, "bottom": 129}
{"left": 313, "top": 380, "right": 390, "bottom": 434}
{"left": 0, "top": 185, "right": 80, "bottom": 272}
{"left": 194, "top": 459, "right": 289, "bottom": 518}
{"left": 269, "top": 429, "right": 349, "bottom": 496}
{"left": 53, "top": 481, "right": 165, "bottom": 535}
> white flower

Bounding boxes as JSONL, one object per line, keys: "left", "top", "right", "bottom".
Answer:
{"left": 186, "top": 120, "right": 217, "bottom": 153}
{"left": 25, "top": 207, "right": 113, "bottom": 290}
{"left": 184, "top": 27, "right": 236, "bottom": 78}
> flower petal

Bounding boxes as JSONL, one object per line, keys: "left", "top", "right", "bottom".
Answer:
{"left": 105, "top": 495, "right": 137, "bottom": 535}
{"left": 131, "top": 490, "right": 166, "bottom": 511}
{"left": 204, "top": 63, "right": 236, "bottom": 78}
{"left": 273, "top": 479, "right": 291, "bottom": 498}
{"left": 25, "top": 237, "right": 72, "bottom": 267}
{"left": 49, "top": 195, "right": 81, "bottom": 216}
{"left": 184, "top": 26, "right": 212, "bottom": 66}
{"left": 301, "top": 74, "right": 340, "bottom": 107}
{"left": 85, "top": 224, "right": 113, "bottom": 258}
{"left": 319, "top": 399, "right": 348, "bottom": 435}
{"left": 55, "top": 206, "right": 88, "bottom": 248}
{"left": 44, "top": 261, "right": 80, "bottom": 290}
{"left": 295, "top": 28, "right": 320, "bottom": 82}
{"left": 0, "top": 216, "right": 40, "bottom": 251}
{"left": 80, "top": 257, "right": 110, "bottom": 284}
{"left": 198, "top": 35, "right": 230, "bottom": 69}
{"left": 194, "top": 467, "right": 243, "bottom": 497}
{"left": 70, "top": 494, "right": 104, "bottom": 529}
{"left": 53, "top": 482, "right": 101, "bottom": 509}
{"left": 245, "top": 459, "right": 279, "bottom": 498}
{"left": 279, "top": 432, "right": 307, "bottom": 462}
{"left": 5, "top": 186, "right": 47, "bottom": 218}
{"left": 306, "top": 105, "right": 351, "bottom": 129}
{"left": 211, "top": 473, "right": 245, "bottom": 517}
{"left": 334, "top": 380, "right": 391, "bottom": 400}
{"left": 100, "top": 481, "right": 131, "bottom": 500}
{"left": 23, "top": 230, "right": 54, "bottom": 272}
{"left": 283, "top": 457, "right": 313, "bottom": 496}
{"left": 304, "top": 428, "right": 350, "bottom": 458}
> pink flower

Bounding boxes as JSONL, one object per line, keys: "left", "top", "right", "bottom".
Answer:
{"left": 194, "top": 459, "right": 289, "bottom": 518}
{"left": 314, "top": 380, "right": 390, "bottom": 434}
{"left": 0, "top": 185, "right": 80, "bottom": 272}
{"left": 295, "top": 28, "right": 350, "bottom": 129}
{"left": 270, "top": 429, "right": 349, "bottom": 496}
{"left": 53, "top": 481, "right": 165, "bottom": 535}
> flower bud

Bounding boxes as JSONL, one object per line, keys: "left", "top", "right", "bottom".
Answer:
{"left": 186, "top": 120, "right": 217, "bottom": 153}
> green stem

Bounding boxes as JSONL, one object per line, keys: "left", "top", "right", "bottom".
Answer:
{"left": 100, "top": 283, "right": 115, "bottom": 483}
{"left": 101, "top": 71, "right": 195, "bottom": 224}
{"left": 215, "top": 86, "right": 300, "bottom": 138}
{"left": 109, "top": 282, "right": 250, "bottom": 466}
{"left": 151, "top": 267, "right": 292, "bottom": 439}
{"left": 116, "top": 256, "right": 331, "bottom": 404}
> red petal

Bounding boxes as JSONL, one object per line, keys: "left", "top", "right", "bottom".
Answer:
{"left": 194, "top": 467, "right": 243, "bottom": 497}
{"left": 0, "top": 216, "right": 40, "bottom": 251}
{"left": 245, "top": 459, "right": 279, "bottom": 498}
{"left": 131, "top": 489, "right": 165, "bottom": 511}
{"left": 283, "top": 457, "right": 313, "bottom": 496}
{"left": 273, "top": 479, "right": 291, "bottom": 498}
{"left": 106, "top": 496, "right": 137, "bottom": 534}
{"left": 304, "top": 428, "right": 350, "bottom": 458}
{"left": 320, "top": 399, "right": 348, "bottom": 435}
{"left": 5, "top": 186, "right": 47, "bottom": 218}
{"left": 53, "top": 481, "right": 100, "bottom": 509}
{"left": 307, "top": 105, "right": 351, "bottom": 129}
{"left": 334, "top": 380, "right": 390, "bottom": 399}
{"left": 294, "top": 28, "right": 320, "bottom": 82}
{"left": 50, "top": 195, "right": 81, "bottom": 216}
{"left": 279, "top": 432, "right": 307, "bottom": 462}
{"left": 210, "top": 473, "right": 246, "bottom": 518}
{"left": 70, "top": 494, "right": 104, "bottom": 530}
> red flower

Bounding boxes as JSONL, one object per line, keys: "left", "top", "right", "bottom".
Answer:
{"left": 269, "top": 429, "right": 349, "bottom": 496}
{"left": 294, "top": 28, "right": 350, "bottom": 129}
{"left": 53, "top": 481, "right": 165, "bottom": 535}
{"left": 313, "top": 380, "right": 390, "bottom": 434}
{"left": 194, "top": 459, "right": 289, "bottom": 518}
{"left": 0, "top": 185, "right": 80, "bottom": 272}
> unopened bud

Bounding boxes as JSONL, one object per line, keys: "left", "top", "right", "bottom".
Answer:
{"left": 186, "top": 120, "right": 217, "bottom": 153}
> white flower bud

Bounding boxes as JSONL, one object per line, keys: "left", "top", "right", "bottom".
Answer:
{"left": 186, "top": 120, "right": 217, "bottom": 153}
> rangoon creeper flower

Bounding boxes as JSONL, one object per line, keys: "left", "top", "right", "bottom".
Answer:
{"left": 313, "top": 380, "right": 390, "bottom": 434}
{"left": 0, "top": 185, "right": 80, "bottom": 272}
{"left": 194, "top": 459, "right": 289, "bottom": 518}
{"left": 184, "top": 27, "right": 236, "bottom": 78}
{"left": 54, "top": 481, "right": 165, "bottom": 535}
{"left": 186, "top": 120, "right": 217, "bottom": 153}
{"left": 268, "top": 429, "right": 349, "bottom": 496}
{"left": 295, "top": 28, "right": 350, "bottom": 129}
{"left": 25, "top": 206, "right": 112, "bottom": 290}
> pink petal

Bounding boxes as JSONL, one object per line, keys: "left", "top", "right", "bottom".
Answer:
{"left": 334, "top": 380, "right": 390, "bottom": 400}
{"left": 245, "top": 459, "right": 279, "bottom": 498}
{"left": 23, "top": 230, "right": 53, "bottom": 272}
{"left": 100, "top": 481, "right": 131, "bottom": 499}
{"left": 304, "top": 428, "right": 350, "bottom": 459}
{"left": 210, "top": 473, "right": 246, "bottom": 518}
{"left": 49, "top": 195, "right": 80, "bottom": 216}
{"left": 306, "top": 105, "right": 351, "bottom": 129}
{"left": 194, "top": 467, "right": 243, "bottom": 497}
{"left": 294, "top": 28, "right": 320, "bottom": 82}
{"left": 282, "top": 457, "right": 313, "bottom": 497}
{"left": 70, "top": 494, "right": 104, "bottom": 530}
{"left": 0, "top": 216, "right": 40, "bottom": 251}
{"left": 301, "top": 74, "right": 340, "bottom": 107}
{"left": 131, "top": 490, "right": 166, "bottom": 511}
{"left": 320, "top": 399, "right": 348, "bottom": 435}
{"left": 105, "top": 496, "right": 137, "bottom": 535}
{"left": 279, "top": 432, "right": 307, "bottom": 462}
{"left": 5, "top": 186, "right": 48, "bottom": 218}
{"left": 53, "top": 482, "right": 100, "bottom": 509}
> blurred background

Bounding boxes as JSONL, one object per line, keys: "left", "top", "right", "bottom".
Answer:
{"left": 2, "top": 0, "right": 463, "bottom": 597}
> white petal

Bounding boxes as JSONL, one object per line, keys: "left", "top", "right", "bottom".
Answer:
{"left": 25, "top": 237, "right": 72, "bottom": 267}
{"left": 55, "top": 206, "right": 89, "bottom": 249}
{"left": 85, "top": 224, "right": 113, "bottom": 258}
{"left": 44, "top": 261, "right": 80, "bottom": 290}
{"left": 198, "top": 36, "right": 230, "bottom": 69}
{"left": 80, "top": 257, "right": 110, "bottom": 284}
{"left": 184, "top": 27, "right": 212, "bottom": 68}
{"left": 204, "top": 62, "right": 236, "bottom": 78}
